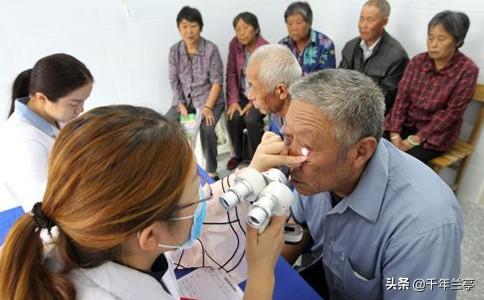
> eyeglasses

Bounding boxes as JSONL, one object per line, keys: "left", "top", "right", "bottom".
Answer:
{"left": 173, "top": 174, "right": 213, "bottom": 211}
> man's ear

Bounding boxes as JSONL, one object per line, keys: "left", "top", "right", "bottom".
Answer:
{"left": 137, "top": 223, "right": 164, "bottom": 252}
{"left": 382, "top": 16, "right": 389, "bottom": 27}
{"left": 351, "top": 137, "right": 378, "bottom": 169}
{"left": 275, "top": 83, "right": 289, "bottom": 100}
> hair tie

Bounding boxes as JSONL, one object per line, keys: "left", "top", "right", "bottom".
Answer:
{"left": 31, "top": 202, "right": 56, "bottom": 233}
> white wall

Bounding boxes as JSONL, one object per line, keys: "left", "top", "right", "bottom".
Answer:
{"left": 0, "top": 0, "right": 483, "bottom": 202}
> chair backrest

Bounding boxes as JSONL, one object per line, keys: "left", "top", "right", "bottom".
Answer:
{"left": 468, "top": 84, "right": 484, "bottom": 146}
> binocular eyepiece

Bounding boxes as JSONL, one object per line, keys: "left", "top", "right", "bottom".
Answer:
{"left": 246, "top": 181, "right": 293, "bottom": 230}
{"left": 219, "top": 167, "right": 293, "bottom": 231}
{"left": 219, "top": 168, "right": 266, "bottom": 211}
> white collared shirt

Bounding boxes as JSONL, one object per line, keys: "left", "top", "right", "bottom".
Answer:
{"left": 0, "top": 98, "right": 59, "bottom": 212}
{"left": 360, "top": 36, "right": 382, "bottom": 61}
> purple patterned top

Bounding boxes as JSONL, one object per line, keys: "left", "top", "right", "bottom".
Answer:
{"left": 169, "top": 37, "right": 224, "bottom": 109}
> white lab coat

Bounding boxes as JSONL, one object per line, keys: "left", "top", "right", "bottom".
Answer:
{"left": 0, "top": 105, "right": 58, "bottom": 212}
{"left": 67, "top": 259, "right": 180, "bottom": 300}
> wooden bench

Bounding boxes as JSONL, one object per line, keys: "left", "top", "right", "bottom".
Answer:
{"left": 429, "top": 84, "right": 484, "bottom": 192}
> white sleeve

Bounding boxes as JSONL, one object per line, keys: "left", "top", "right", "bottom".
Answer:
{"left": 5, "top": 139, "right": 49, "bottom": 212}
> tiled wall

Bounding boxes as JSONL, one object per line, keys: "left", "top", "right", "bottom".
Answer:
{"left": 0, "top": 0, "right": 483, "bottom": 202}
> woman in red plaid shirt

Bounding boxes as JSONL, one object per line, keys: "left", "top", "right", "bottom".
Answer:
{"left": 384, "top": 10, "right": 479, "bottom": 163}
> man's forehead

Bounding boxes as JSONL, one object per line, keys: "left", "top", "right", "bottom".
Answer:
{"left": 286, "top": 101, "right": 329, "bottom": 133}
{"left": 361, "top": 5, "right": 383, "bottom": 17}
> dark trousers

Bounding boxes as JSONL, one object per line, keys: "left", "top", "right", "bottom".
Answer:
{"left": 226, "top": 94, "right": 265, "bottom": 161}
{"left": 165, "top": 101, "right": 224, "bottom": 173}
{"left": 384, "top": 127, "right": 443, "bottom": 163}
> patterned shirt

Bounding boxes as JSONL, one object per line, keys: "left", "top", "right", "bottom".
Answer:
{"left": 169, "top": 37, "right": 224, "bottom": 110}
{"left": 384, "top": 51, "right": 479, "bottom": 152}
{"left": 279, "top": 29, "right": 335, "bottom": 75}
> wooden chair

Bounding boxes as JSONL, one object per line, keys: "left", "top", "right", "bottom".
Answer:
{"left": 429, "top": 84, "right": 484, "bottom": 192}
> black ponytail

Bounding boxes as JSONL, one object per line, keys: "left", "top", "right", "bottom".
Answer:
{"left": 9, "top": 69, "right": 32, "bottom": 117}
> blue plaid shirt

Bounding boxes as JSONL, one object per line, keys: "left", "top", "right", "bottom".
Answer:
{"left": 280, "top": 29, "right": 336, "bottom": 75}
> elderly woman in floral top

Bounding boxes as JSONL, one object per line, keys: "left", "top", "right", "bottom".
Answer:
{"left": 279, "top": 1, "right": 336, "bottom": 75}
{"left": 166, "top": 6, "right": 225, "bottom": 179}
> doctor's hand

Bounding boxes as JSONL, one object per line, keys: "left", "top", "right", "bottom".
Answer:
{"left": 249, "top": 132, "right": 307, "bottom": 172}
{"left": 243, "top": 215, "right": 286, "bottom": 300}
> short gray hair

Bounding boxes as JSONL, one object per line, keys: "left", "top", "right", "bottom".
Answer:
{"left": 428, "top": 10, "right": 470, "bottom": 48}
{"left": 248, "top": 44, "right": 302, "bottom": 93}
{"left": 363, "top": 0, "right": 391, "bottom": 18}
{"left": 289, "top": 69, "right": 385, "bottom": 154}
{"left": 284, "top": 2, "right": 313, "bottom": 24}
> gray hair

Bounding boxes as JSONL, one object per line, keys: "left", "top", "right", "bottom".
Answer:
{"left": 428, "top": 10, "right": 470, "bottom": 48}
{"left": 248, "top": 44, "right": 302, "bottom": 93}
{"left": 289, "top": 69, "right": 385, "bottom": 154}
{"left": 363, "top": 0, "right": 391, "bottom": 18}
{"left": 284, "top": 1, "right": 313, "bottom": 24}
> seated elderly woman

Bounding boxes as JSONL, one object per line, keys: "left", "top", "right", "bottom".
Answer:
{"left": 384, "top": 10, "right": 479, "bottom": 163}
{"left": 166, "top": 6, "right": 224, "bottom": 180}
{"left": 279, "top": 1, "right": 336, "bottom": 75}
{"left": 225, "top": 12, "right": 268, "bottom": 170}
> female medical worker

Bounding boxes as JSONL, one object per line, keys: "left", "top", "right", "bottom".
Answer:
{"left": 0, "top": 105, "right": 305, "bottom": 300}
{"left": 0, "top": 53, "right": 93, "bottom": 215}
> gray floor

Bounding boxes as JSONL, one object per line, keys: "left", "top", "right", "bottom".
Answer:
{"left": 458, "top": 200, "right": 484, "bottom": 300}
{"left": 214, "top": 152, "right": 483, "bottom": 299}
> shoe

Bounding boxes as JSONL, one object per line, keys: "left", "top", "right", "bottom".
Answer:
{"left": 226, "top": 156, "right": 241, "bottom": 171}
